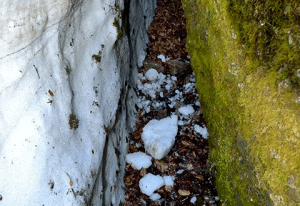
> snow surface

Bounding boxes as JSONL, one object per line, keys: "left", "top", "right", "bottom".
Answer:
{"left": 0, "top": 0, "right": 157, "bottom": 205}
{"left": 141, "top": 115, "right": 178, "bottom": 159}
{"left": 126, "top": 152, "right": 152, "bottom": 170}
{"left": 194, "top": 124, "right": 209, "bottom": 139}
{"left": 178, "top": 105, "right": 195, "bottom": 116}
{"left": 139, "top": 173, "right": 165, "bottom": 196}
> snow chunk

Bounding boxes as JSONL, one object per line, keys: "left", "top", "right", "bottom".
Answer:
{"left": 139, "top": 173, "right": 165, "bottom": 196}
{"left": 150, "top": 193, "right": 161, "bottom": 201}
{"left": 141, "top": 115, "right": 178, "bottom": 159}
{"left": 194, "top": 124, "right": 209, "bottom": 139}
{"left": 178, "top": 105, "right": 195, "bottom": 116}
{"left": 126, "top": 152, "right": 152, "bottom": 170}
{"left": 157, "top": 54, "right": 166, "bottom": 63}
{"left": 190, "top": 196, "right": 197, "bottom": 204}
{"left": 163, "top": 176, "right": 175, "bottom": 186}
{"left": 145, "top": 69, "right": 159, "bottom": 81}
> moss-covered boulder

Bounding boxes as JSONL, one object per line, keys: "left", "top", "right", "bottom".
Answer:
{"left": 182, "top": 0, "right": 300, "bottom": 205}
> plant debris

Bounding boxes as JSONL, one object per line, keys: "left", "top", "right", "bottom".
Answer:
{"left": 123, "top": 0, "right": 220, "bottom": 205}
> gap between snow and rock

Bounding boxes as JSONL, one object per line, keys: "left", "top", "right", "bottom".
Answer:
{"left": 123, "top": 1, "right": 220, "bottom": 205}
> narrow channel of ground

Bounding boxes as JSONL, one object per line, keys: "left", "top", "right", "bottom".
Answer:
{"left": 123, "top": 0, "right": 220, "bottom": 205}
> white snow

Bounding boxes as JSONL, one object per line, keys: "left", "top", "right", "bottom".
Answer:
{"left": 126, "top": 152, "right": 152, "bottom": 170}
{"left": 0, "top": 0, "right": 157, "bottom": 204}
{"left": 150, "top": 193, "right": 161, "bottom": 201}
{"left": 163, "top": 176, "right": 175, "bottom": 186}
{"left": 190, "top": 196, "right": 197, "bottom": 204}
{"left": 141, "top": 115, "right": 178, "bottom": 159}
{"left": 194, "top": 124, "right": 209, "bottom": 139}
{"left": 139, "top": 173, "right": 165, "bottom": 196}
{"left": 178, "top": 105, "right": 195, "bottom": 116}
{"left": 145, "top": 68, "right": 159, "bottom": 81}
{"left": 177, "top": 169, "right": 184, "bottom": 174}
{"left": 157, "top": 54, "right": 166, "bottom": 63}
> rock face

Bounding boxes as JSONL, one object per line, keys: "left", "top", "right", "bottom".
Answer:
{"left": 0, "top": 0, "right": 156, "bottom": 205}
{"left": 182, "top": 0, "right": 300, "bottom": 205}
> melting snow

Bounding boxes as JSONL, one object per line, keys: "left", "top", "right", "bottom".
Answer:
{"left": 178, "top": 105, "right": 195, "bottom": 116}
{"left": 194, "top": 124, "right": 209, "bottom": 139}
{"left": 139, "top": 173, "right": 165, "bottom": 196}
{"left": 141, "top": 115, "right": 178, "bottom": 160}
{"left": 157, "top": 54, "right": 166, "bottom": 63}
{"left": 145, "top": 68, "right": 159, "bottom": 81}
{"left": 163, "top": 176, "right": 175, "bottom": 186}
{"left": 126, "top": 152, "right": 152, "bottom": 170}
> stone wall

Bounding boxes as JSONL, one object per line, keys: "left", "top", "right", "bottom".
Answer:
{"left": 0, "top": 0, "right": 155, "bottom": 205}
{"left": 182, "top": 0, "right": 300, "bottom": 205}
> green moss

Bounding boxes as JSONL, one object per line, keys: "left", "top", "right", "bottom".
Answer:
{"left": 113, "top": 18, "right": 124, "bottom": 42}
{"left": 65, "top": 66, "right": 71, "bottom": 74}
{"left": 69, "top": 113, "right": 79, "bottom": 129}
{"left": 92, "top": 54, "right": 101, "bottom": 63}
{"left": 182, "top": 0, "right": 300, "bottom": 205}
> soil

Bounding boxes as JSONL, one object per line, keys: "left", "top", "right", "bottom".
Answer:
{"left": 123, "top": 0, "right": 220, "bottom": 205}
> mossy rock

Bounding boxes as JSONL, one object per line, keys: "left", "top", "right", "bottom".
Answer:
{"left": 182, "top": 0, "right": 300, "bottom": 205}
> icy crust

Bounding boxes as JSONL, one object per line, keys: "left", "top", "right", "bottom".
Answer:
{"left": 141, "top": 115, "right": 178, "bottom": 160}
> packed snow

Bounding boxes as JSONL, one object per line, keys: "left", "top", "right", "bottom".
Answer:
{"left": 194, "top": 124, "right": 209, "bottom": 139}
{"left": 145, "top": 68, "right": 159, "bottom": 81}
{"left": 157, "top": 54, "right": 166, "bottom": 63}
{"left": 190, "top": 196, "right": 197, "bottom": 204}
{"left": 178, "top": 105, "right": 195, "bottom": 116}
{"left": 141, "top": 115, "right": 178, "bottom": 160}
{"left": 126, "top": 152, "right": 152, "bottom": 170}
{"left": 163, "top": 176, "right": 175, "bottom": 186}
{"left": 139, "top": 173, "right": 165, "bottom": 196}
{"left": 149, "top": 193, "right": 161, "bottom": 201}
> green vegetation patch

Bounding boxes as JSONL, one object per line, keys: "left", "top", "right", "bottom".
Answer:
{"left": 182, "top": 0, "right": 300, "bottom": 205}
{"left": 69, "top": 113, "right": 79, "bottom": 130}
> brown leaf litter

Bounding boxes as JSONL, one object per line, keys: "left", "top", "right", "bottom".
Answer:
{"left": 123, "top": 0, "right": 220, "bottom": 205}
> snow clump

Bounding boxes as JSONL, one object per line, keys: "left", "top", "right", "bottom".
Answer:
{"left": 157, "top": 54, "right": 166, "bottom": 62}
{"left": 139, "top": 173, "right": 165, "bottom": 196}
{"left": 145, "top": 68, "right": 159, "bottom": 81}
{"left": 178, "top": 105, "right": 195, "bottom": 116}
{"left": 142, "top": 115, "right": 178, "bottom": 159}
{"left": 194, "top": 124, "right": 209, "bottom": 139}
{"left": 150, "top": 193, "right": 161, "bottom": 201}
{"left": 126, "top": 152, "right": 152, "bottom": 170}
{"left": 163, "top": 176, "right": 175, "bottom": 186}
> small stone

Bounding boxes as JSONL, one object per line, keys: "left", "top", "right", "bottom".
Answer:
{"left": 143, "top": 59, "right": 164, "bottom": 73}
{"left": 166, "top": 59, "right": 192, "bottom": 76}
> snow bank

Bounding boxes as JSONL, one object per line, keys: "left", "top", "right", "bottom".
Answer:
{"left": 0, "top": 0, "right": 156, "bottom": 205}
{"left": 142, "top": 115, "right": 178, "bottom": 160}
